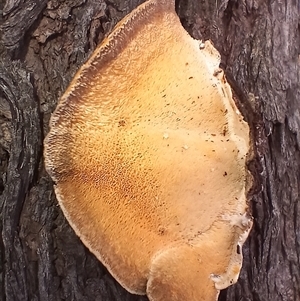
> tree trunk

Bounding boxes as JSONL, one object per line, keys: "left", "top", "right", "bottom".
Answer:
{"left": 0, "top": 0, "right": 299, "bottom": 300}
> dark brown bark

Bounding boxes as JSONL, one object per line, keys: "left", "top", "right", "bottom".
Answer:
{"left": 0, "top": 0, "right": 299, "bottom": 300}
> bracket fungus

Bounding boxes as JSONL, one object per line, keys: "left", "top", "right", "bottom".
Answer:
{"left": 44, "top": 0, "right": 253, "bottom": 300}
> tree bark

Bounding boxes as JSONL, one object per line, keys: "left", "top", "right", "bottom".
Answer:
{"left": 0, "top": 0, "right": 299, "bottom": 300}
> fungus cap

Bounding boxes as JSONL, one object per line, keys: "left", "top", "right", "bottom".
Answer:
{"left": 44, "top": 0, "right": 252, "bottom": 300}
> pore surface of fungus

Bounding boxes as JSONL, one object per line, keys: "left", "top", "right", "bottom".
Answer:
{"left": 44, "top": 0, "right": 252, "bottom": 300}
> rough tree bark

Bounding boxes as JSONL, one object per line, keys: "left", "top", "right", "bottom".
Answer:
{"left": 0, "top": 0, "right": 299, "bottom": 300}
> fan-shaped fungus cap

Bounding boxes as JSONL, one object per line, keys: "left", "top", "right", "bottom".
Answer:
{"left": 44, "top": 0, "right": 253, "bottom": 300}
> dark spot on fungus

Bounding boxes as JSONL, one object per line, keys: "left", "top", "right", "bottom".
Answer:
{"left": 213, "top": 68, "right": 222, "bottom": 76}
{"left": 118, "top": 120, "right": 126, "bottom": 127}
{"left": 158, "top": 226, "right": 166, "bottom": 235}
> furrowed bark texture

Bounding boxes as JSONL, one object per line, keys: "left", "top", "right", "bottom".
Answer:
{"left": 0, "top": 0, "right": 299, "bottom": 300}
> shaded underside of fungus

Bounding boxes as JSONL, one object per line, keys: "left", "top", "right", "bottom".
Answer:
{"left": 44, "top": 0, "right": 253, "bottom": 300}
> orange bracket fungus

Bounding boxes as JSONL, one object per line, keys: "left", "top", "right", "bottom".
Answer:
{"left": 44, "top": 0, "right": 253, "bottom": 300}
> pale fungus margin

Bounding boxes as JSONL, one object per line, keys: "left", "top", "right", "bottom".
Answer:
{"left": 44, "top": 0, "right": 253, "bottom": 300}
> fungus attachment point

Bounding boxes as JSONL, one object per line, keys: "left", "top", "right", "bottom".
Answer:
{"left": 44, "top": 0, "right": 252, "bottom": 300}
